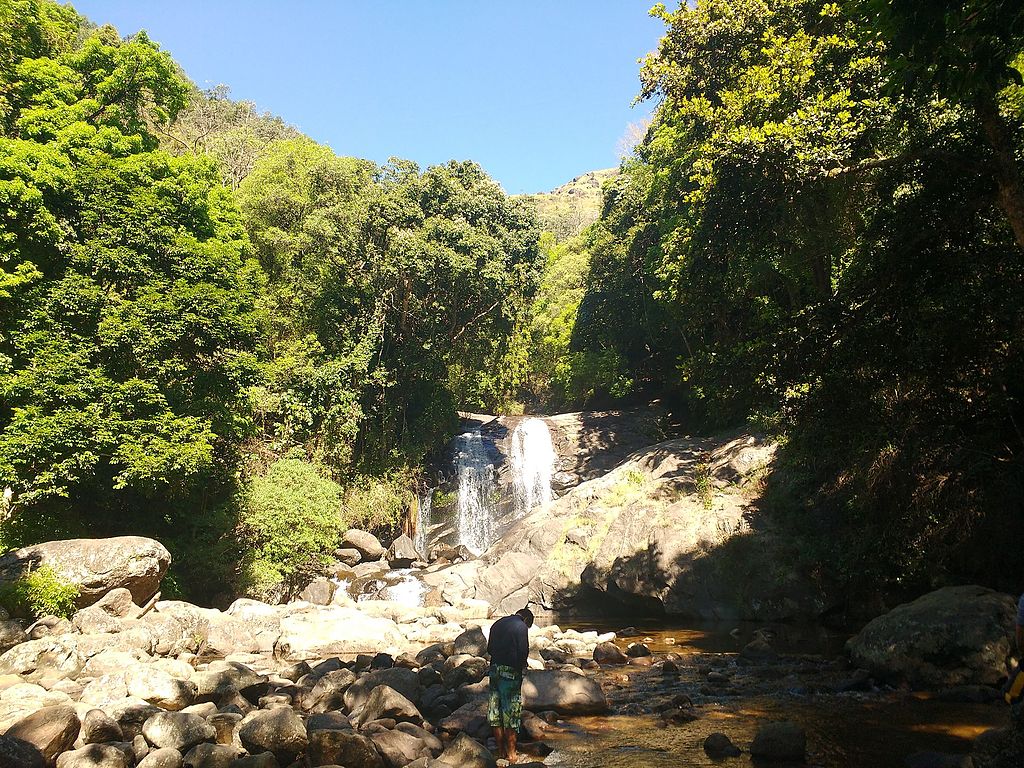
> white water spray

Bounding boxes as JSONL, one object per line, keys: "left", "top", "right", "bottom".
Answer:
{"left": 456, "top": 429, "right": 496, "bottom": 554}
{"left": 509, "top": 417, "right": 555, "bottom": 518}
{"left": 414, "top": 490, "right": 432, "bottom": 560}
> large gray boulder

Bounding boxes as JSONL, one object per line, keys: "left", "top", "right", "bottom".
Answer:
{"left": 342, "top": 531, "right": 386, "bottom": 562}
{"left": 344, "top": 668, "right": 421, "bottom": 714}
{"left": 522, "top": 670, "right": 608, "bottom": 714}
{"left": 846, "top": 585, "right": 1015, "bottom": 687}
{"left": 354, "top": 685, "right": 423, "bottom": 728}
{"left": 306, "top": 729, "right": 383, "bottom": 768}
{"left": 386, "top": 535, "right": 420, "bottom": 568}
{"left": 4, "top": 704, "right": 80, "bottom": 764}
{"left": 370, "top": 728, "right": 430, "bottom": 768}
{"left": 126, "top": 667, "right": 196, "bottom": 711}
{"left": 142, "top": 712, "right": 215, "bottom": 752}
{"left": 237, "top": 709, "right": 306, "bottom": 761}
{"left": 0, "top": 537, "right": 170, "bottom": 607}
{"left": 434, "top": 733, "right": 496, "bottom": 768}
{"left": 56, "top": 744, "right": 130, "bottom": 768}
{"left": 276, "top": 607, "right": 405, "bottom": 660}
{"left": 0, "top": 734, "right": 46, "bottom": 768}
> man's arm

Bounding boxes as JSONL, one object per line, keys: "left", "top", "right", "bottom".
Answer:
{"left": 516, "top": 621, "right": 529, "bottom": 670}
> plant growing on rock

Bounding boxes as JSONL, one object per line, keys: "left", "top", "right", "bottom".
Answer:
{"left": 0, "top": 564, "right": 79, "bottom": 619}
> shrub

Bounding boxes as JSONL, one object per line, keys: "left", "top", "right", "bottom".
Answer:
{"left": 236, "top": 458, "right": 345, "bottom": 600}
{"left": 0, "top": 564, "right": 79, "bottom": 619}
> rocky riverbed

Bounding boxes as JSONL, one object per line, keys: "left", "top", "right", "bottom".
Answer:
{"left": 0, "top": 569, "right": 1020, "bottom": 768}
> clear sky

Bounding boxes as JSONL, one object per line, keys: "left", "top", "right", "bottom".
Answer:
{"left": 69, "top": 1, "right": 665, "bottom": 194}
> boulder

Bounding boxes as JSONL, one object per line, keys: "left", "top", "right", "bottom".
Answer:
{"left": 522, "top": 671, "right": 608, "bottom": 714}
{"left": 386, "top": 535, "right": 421, "bottom": 568}
{"left": 355, "top": 685, "right": 423, "bottom": 728}
{"left": 0, "top": 622, "right": 26, "bottom": 654}
{"left": 4, "top": 704, "right": 80, "bottom": 764}
{"left": 0, "top": 635, "right": 80, "bottom": 677}
{"left": 846, "top": 586, "right": 1015, "bottom": 686}
{"left": 137, "top": 748, "right": 184, "bottom": 768}
{"left": 237, "top": 709, "right": 307, "bottom": 761}
{"left": 191, "top": 662, "right": 267, "bottom": 701}
{"left": 344, "top": 668, "right": 421, "bottom": 714}
{"left": 749, "top": 721, "right": 806, "bottom": 762}
{"left": 142, "top": 712, "right": 216, "bottom": 752}
{"left": 300, "top": 669, "right": 357, "bottom": 713}
{"left": 593, "top": 642, "right": 627, "bottom": 665}
{"left": 56, "top": 744, "right": 130, "bottom": 768}
{"left": 370, "top": 728, "right": 430, "bottom": 768}
{"left": 704, "top": 732, "right": 742, "bottom": 757}
{"left": 453, "top": 627, "right": 488, "bottom": 657}
{"left": 336, "top": 549, "right": 363, "bottom": 567}
{"left": 0, "top": 684, "right": 72, "bottom": 732}
{"left": 343, "top": 531, "right": 386, "bottom": 562}
{"left": 0, "top": 734, "right": 46, "bottom": 768}
{"left": 298, "top": 578, "right": 336, "bottom": 606}
{"left": 181, "top": 743, "right": 238, "bottom": 768}
{"left": 127, "top": 667, "right": 197, "bottom": 711}
{"left": 83, "top": 709, "right": 123, "bottom": 744}
{"left": 276, "top": 608, "right": 405, "bottom": 660}
{"left": 434, "top": 733, "right": 496, "bottom": 768}
{"left": 306, "top": 729, "right": 383, "bottom": 768}
{"left": 0, "top": 537, "right": 170, "bottom": 607}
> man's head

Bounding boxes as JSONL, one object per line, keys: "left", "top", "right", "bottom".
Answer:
{"left": 516, "top": 607, "right": 534, "bottom": 627}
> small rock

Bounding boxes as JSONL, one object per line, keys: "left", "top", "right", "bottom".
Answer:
{"left": 435, "top": 732, "right": 497, "bottom": 768}
{"left": 703, "top": 732, "right": 741, "bottom": 757}
{"left": 355, "top": 685, "right": 423, "bottom": 728}
{"left": 336, "top": 548, "right": 363, "bottom": 566}
{"left": 298, "top": 579, "right": 335, "bottom": 606}
{"left": 625, "top": 643, "right": 651, "bottom": 658}
{"left": 593, "top": 642, "right": 627, "bottom": 665}
{"left": 386, "top": 535, "right": 421, "bottom": 568}
{"left": 342, "top": 530, "right": 386, "bottom": 561}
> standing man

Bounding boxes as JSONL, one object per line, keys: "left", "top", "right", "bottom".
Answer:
{"left": 487, "top": 607, "right": 534, "bottom": 763}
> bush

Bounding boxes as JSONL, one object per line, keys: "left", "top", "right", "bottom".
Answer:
{"left": 236, "top": 458, "right": 345, "bottom": 600}
{"left": 0, "top": 565, "right": 79, "bottom": 619}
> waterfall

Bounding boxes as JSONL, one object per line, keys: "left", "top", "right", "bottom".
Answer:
{"left": 510, "top": 417, "right": 555, "bottom": 518}
{"left": 414, "top": 490, "right": 432, "bottom": 559}
{"left": 455, "top": 428, "right": 495, "bottom": 554}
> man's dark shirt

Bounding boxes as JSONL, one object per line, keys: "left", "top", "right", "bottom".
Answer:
{"left": 487, "top": 614, "right": 529, "bottom": 669}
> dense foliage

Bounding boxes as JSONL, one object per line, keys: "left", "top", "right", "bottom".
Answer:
{"left": 570, "top": 0, "right": 1024, "bottom": 595}
{"left": 0, "top": 0, "right": 540, "bottom": 601}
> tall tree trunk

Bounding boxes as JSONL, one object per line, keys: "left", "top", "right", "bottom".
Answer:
{"left": 975, "top": 90, "right": 1024, "bottom": 250}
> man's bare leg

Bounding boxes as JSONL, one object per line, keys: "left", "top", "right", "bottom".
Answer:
{"left": 493, "top": 726, "right": 506, "bottom": 759}
{"left": 507, "top": 730, "right": 518, "bottom": 764}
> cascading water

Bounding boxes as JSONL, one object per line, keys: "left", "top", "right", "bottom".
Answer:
{"left": 456, "top": 428, "right": 496, "bottom": 554}
{"left": 510, "top": 417, "right": 555, "bottom": 518}
{"left": 414, "top": 490, "right": 432, "bottom": 560}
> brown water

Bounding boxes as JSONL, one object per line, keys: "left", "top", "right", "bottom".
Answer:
{"left": 536, "top": 620, "right": 1008, "bottom": 767}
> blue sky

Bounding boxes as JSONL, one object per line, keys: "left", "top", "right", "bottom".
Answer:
{"left": 71, "top": 1, "right": 665, "bottom": 193}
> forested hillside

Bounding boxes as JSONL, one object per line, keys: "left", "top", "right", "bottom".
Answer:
{"left": 563, "top": 0, "right": 1024, "bottom": 596}
{"left": 0, "top": 0, "right": 540, "bottom": 601}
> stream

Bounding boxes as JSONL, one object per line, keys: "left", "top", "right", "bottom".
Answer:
{"left": 538, "top": 621, "right": 1007, "bottom": 767}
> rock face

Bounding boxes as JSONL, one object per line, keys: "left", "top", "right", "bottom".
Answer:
{"left": 422, "top": 433, "right": 828, "bottom": 620}
{"left": 846, "top": 585, "right": 1015, "bottom": 686}
{"left": 0, "top": 537, "right": 170, "bottom": 607}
